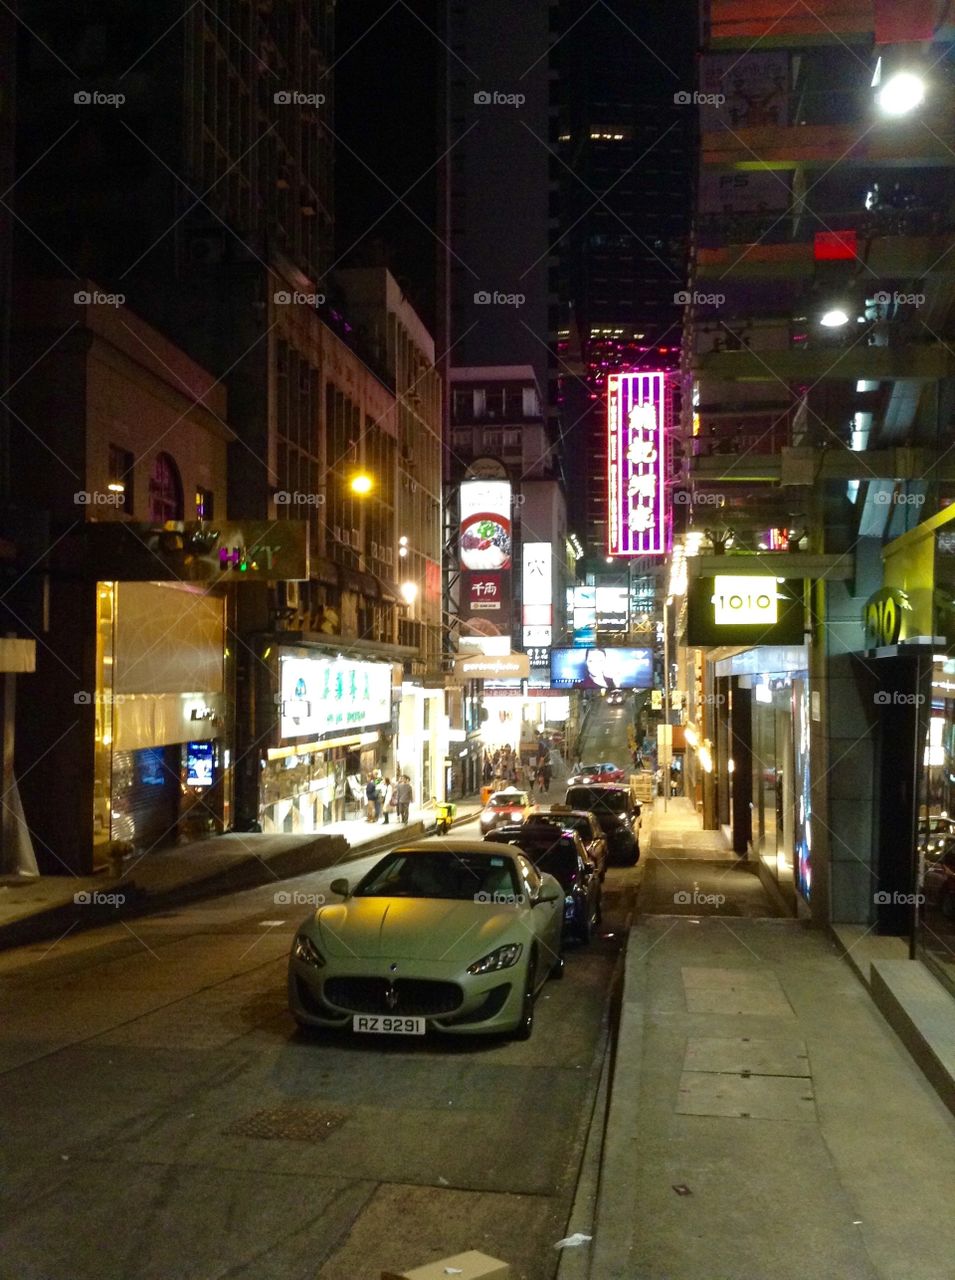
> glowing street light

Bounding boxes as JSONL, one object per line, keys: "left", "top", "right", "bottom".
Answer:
{"left": 819, "top": 308, "right": 850, "bottom": 328}
{"left": 349, "top": 472, "right": 374, "bottom": 496}
{"left": 400, "top": 581, "right": 418, "bottom": 604}
{"left": 876, "top": 70, "right": 925, "bottom": 117}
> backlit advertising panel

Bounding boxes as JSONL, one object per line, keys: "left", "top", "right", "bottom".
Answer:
{"left": 550, "top": 646, "right": 653, "bottom": 689}
{"left": 522, "top": 542, "right": 552, "bottom": 606}
{"left": 460, "top": 480, "right": 512, "bottom": 571}
{"left": 596, "top": 585, "right": 629, "bottom": 631}
{"left": 460, "top": 478, "right": 513, "bottom": 638}
{"left": 607, "top": 371, "right": 668, "bottom": 557}
{"left": 279, "top": 652, "right": 392, "bottom": 739}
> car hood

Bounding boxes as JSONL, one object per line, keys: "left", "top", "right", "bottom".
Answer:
{"left": 311, "top": 897, "right": 522, "bottom": 961}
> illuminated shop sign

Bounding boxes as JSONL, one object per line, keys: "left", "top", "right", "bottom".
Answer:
{"left": 460, "top": 480, "right": 512, "bottom": 571}
{"left": 279, "top": 653, "right": 392, "bottom": 740}
{"left": 712, "top": 576, "right": 779, "bottom": 626}
{"left": 607, "top": 371, "right": 667, "bottom": 557}
{"left": 522, "top": 542, "right": 552, "bottom": 606}
{"left": 596, "top": 585, "right": 629, "bottom": 631}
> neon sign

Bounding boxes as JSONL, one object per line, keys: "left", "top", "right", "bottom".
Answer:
{"left": 607, "top": 371, "right": 667, "bottom": 556}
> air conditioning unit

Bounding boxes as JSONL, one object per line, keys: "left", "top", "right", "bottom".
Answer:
{"left": 384, "top": 547, "right": 393, "bottom": 565}
{"left": 284, "top": 580, "right": 301, "bottom": 610}
{"left": 332, "top": 525, "right": 341, "bottom": 542}
{"left": 370, "top": 540, "right": 378, "bottom": 558}
{"left": 351, "top": 528, "right": 360, "bottom": 547}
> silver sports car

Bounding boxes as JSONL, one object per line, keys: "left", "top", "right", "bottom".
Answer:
{"left": 288, "top": 838, "right": 565, "bottom": 1040}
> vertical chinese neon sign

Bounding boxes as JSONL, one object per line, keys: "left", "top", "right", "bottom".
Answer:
{"left": 607, "top": 371, "right": 668, "bottom": 557}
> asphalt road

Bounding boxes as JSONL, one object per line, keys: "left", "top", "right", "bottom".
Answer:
{"left": 0, "top": 695, "right": 770, "bottom": 1280}
{"left": 0, "top": 828, "right": 636, "bottom": 1280}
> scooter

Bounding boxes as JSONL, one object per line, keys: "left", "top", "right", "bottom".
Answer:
{"left": 434, "top": 799, "right": 456, "bottom": 835}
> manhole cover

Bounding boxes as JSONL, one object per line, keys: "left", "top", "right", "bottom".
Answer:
{"left": 225, "top": 1106, "right": 347, "bottom": 1142}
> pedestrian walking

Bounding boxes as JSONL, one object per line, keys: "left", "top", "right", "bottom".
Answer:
{"left": 396, "top": 775, "right": 413, "bottom": 823}
{"left": 364, "top": 775, "right": 377, "bottom": 822}
{"left": 381, "top": 777, "right": 394, "bottom": 824}
{"left": 543, "top": 762, "right": 552, "bottom": 791}
{"left": 536, "top": 766, "right": 546, "bottom": 793}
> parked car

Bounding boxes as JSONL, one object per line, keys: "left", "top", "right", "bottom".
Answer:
{"left": 526, "top": 806, "right": 609, "bottom": 879}
{"left": 288, "top": 839, "right": 564, "bottom": 1041}
{"left": 478, "top": 787, "right": 533, "bottom": 835}
{"left": 486, "top": 826, "right": 602, "bottom": 942}
{"left": 918, "top": 815, "right": 955, "bottom": 861}
{"left": 567, "top": 762, "right": 627, "bottom": 785}
{"left": 565, "top": 783, "right": 641, "bottom": 865}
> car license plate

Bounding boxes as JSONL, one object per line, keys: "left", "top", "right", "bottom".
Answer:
{"left": 353, "top": 1014, "right": 425, "bottom": 1035}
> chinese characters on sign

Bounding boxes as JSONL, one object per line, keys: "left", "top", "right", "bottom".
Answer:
{"left": 468, "top": 574, "right": 502, "bottom": 611}
{"left": 279, "top": 653, "right": 392, "bottom": 740}
{"left": 607, "top": 372, "right": 668, "bottom": 557}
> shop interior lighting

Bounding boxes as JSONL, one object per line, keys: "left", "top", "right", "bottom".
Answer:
{"left": 820, "top": 308, "right": 850, "bottom": 328}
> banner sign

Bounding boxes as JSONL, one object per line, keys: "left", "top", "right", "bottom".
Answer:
{"left": 608, "top": 371, "right": 668, "bottom": 557}
{"left": 279, "top": 652, "right": 392, "bottom": 740}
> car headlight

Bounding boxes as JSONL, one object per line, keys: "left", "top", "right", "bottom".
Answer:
{"left": 467, "top": 942, "right": 523, "bottom": 975}
{"left": 292, "top": 934, "right": 325, "bottom": 967}
{"left": 510, "top": 810, "right": 523, "bottom": 820}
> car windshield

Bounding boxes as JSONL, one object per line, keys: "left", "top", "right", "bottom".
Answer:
{"left": 354, "top": 850, "right": 519, "bottom": 900}
{"left": 488, "top": 791, "right": 528, "bottom": 807}
{"left": 567, "top": 787, "right": 629, "bottom": 814}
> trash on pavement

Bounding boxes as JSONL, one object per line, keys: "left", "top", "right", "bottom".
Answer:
{"left": 553, "top": 1233, "right": 592, "bottom": 1249}
{"left": 382, "top": 1250, "right": 512, "bottom": 1280}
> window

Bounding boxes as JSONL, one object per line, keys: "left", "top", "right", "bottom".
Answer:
{"left": 108, "top": 444, "right": 134, "bottom": 515}
{"left": 148, "top": 453, "right": 183, "bottom": 523}
{"left": 195, "top": 487, "right": 214, "bottom": 521}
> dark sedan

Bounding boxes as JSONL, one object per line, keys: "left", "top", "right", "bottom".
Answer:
{"left": 565, "top": 783, "right": 641, "bottom": 865}
{"left": 485, "top": 826, "right": 602, "bottom": 942}
{"left": 526, "top": 806, "right": 609, "bottom": 879}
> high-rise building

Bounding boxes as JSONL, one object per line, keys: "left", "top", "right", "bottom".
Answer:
{"left": 436, "top": 1, "right": 555, "bottom": 433}
{"left": 679, "top": 0, "right": 955, "bottom": 976}
{"left": 555, "top": 0, "right": 694, "bottom": 547}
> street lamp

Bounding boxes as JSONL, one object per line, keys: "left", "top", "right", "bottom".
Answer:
{"left": 819, "top": 307, "right": 850, "bottom": 328}
{"left": 400, "top": 581, "right": 418, "bottom": 604}
{"left": 349, "top": 472, "right": 374, "bottom": 496}
{"left": 876, "top": 70, "right": 925, "bottom": 117}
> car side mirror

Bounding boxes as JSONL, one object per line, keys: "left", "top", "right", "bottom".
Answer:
{"left": 329, "top": 878, "right": 350, "bottom": 898}
{"left": 537, "top": 884, "right": 560, "bottom": 905}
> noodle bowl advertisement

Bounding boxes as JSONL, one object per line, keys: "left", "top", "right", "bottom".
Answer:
{"left": 459, "top": 479, "right": 512, "bottom": 571}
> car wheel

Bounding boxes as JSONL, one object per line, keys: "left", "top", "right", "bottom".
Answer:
{"left": 512, "top": 957, "right": 537, "bottom": 1040}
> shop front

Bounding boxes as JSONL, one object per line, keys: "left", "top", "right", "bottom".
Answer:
{"left": 871, "top": 507, "right": 955, "bottom": 996}
{"left": 261, "top": 647, "right": 397, "bottom": 832}
{"left": 396, "top": 680, "right": 448, "bottom": 810}
{"left": 710, "top": 647, "right": 812, "bottom": 914}
{"left": 688, "top": 571, "right": 811, "bottom": 915}
{"left": 93, "top": 580, "right": 229, "bottom": 862}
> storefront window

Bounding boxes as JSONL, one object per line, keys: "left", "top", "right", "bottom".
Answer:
{"left": 917, "top": 655, "right": 955, "bottom": 996}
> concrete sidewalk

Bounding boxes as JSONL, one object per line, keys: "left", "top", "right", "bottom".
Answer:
{"left": 589, "top": 915, "right": 955, "bottom": 1280}
{"left": 580, "top": 795, "right": 955, "bottom": 1279}
{"left": 0, "top": 799, "right": 482, "bottom": 951}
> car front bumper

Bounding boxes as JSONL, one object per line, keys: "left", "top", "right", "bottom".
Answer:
{"left": 288, "top": 953, "right": 527, "bottom": 1037}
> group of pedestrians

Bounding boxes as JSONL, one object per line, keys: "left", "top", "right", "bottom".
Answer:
{"left": 363, "top": 772, "right": 414, "bottom": 824}
{"left": 482, "top": 746, "right": 525, "bottom": 788}
{"left": 481, "top": 741, "right": 554, "bottom": 794}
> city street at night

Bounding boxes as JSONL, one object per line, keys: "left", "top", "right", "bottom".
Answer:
{"left": 5, "top": 0, "right": 955, "bottom": 1277}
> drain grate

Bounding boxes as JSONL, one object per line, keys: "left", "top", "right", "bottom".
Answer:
{"left": 225, "top": 1106, "right": 348, "bottom": 1142}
